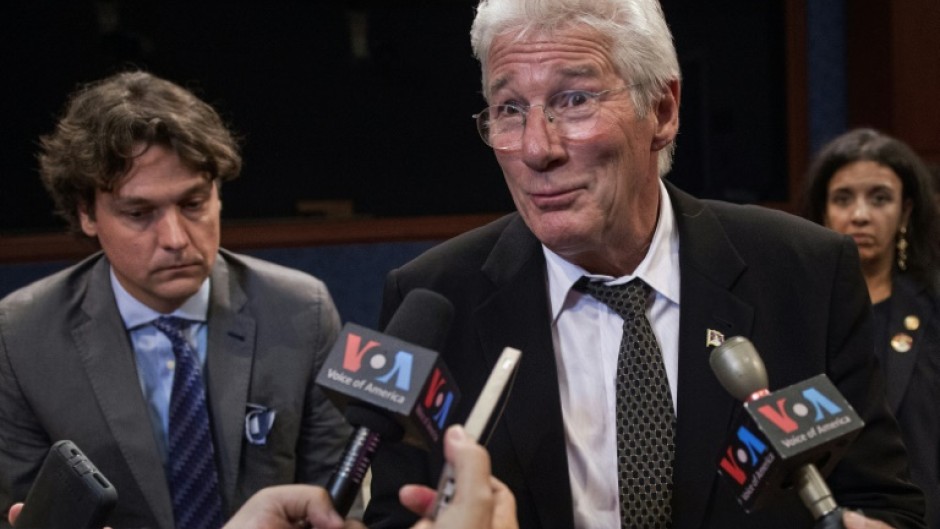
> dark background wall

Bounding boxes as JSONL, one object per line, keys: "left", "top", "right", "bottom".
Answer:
{"left": 5, "top": 1, "right": 938, "bottom": 327}
{"left": 0, "top": 0, "right": 789, "bottom": 234}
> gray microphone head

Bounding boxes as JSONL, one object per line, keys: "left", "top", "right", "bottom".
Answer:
{"left": 709, "top": 336, "right": 769, "bottom": 401}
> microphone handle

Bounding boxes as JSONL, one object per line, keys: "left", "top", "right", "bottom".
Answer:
{"left": 326, "top": 425, "right": 383, "bottom": 516}
{"left": 794, "top": 464, "right": 844, "bottom": 528}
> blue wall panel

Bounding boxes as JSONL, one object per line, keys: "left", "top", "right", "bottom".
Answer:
{"left": 0, "top": 240, "right": 439, "bottom": 330}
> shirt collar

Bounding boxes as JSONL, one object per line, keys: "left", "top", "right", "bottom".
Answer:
{"left": 544, "top": 179, "right": 681, "bottom": 321}
{"left": 110, "top": 267, "right": 211, "bottom": 330}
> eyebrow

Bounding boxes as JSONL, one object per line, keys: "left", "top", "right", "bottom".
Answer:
{"left": 830, "top": 184, "right": 898, "bottom": 195}
{"left": 111, "top": 180, "right": 214, "bottom": 206}
{"left": 488, "top": 64, "right": 603, "bottom": 96}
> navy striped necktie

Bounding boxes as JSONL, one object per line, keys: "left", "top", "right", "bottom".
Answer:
{"left": 152, "top": 316, "right": 223, "bottom": 529}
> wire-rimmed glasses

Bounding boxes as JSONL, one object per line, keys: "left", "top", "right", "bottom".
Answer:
{"left": 473, "top": 86, "right": 631, "bottom": 151}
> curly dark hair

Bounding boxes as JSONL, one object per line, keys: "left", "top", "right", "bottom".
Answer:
{"left": 803, "top": 128, "right": 940, "bottom": 290}
{"left": 38, "top": 70, "right": 242, "bottom": 233}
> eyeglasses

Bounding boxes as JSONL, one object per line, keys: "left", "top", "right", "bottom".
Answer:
{"left": 473, "top": 86, "right": 632, "bottom": 151}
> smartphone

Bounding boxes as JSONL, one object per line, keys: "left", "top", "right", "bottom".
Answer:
{"left": 13, "top": 440, "right": 118, "bottom": 529}
{"left": 428, "top": 346, "right": 522, "bottom": 519}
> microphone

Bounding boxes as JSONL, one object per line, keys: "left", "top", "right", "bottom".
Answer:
{"left": 710, "top": 336, "right": 864, "bottom": 528}
{"left": 315, "top": 288, "right": 460, "bottom": 515}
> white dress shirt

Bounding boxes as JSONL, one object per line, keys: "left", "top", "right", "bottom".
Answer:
{"left": 543, "top": 179, "right": 681, "bottom": 529}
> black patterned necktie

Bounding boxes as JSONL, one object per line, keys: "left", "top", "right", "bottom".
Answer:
{"left": 577, "top": 278, "right": 676, "bottom": 529}
{"left": 152, "top": 316, "right": 224, "bottom": 529}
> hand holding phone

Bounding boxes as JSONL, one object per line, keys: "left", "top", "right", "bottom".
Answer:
{"left": 428, "top": 347, "right": 521, "bottom": 519}
{"left": 13, "top": 440, "right": 117, "bottom": 529}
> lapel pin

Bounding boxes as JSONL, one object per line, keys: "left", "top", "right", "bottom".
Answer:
{"left": 706, "top": 329, "right": 725, "bottom": 347}
{"left": 904, "top": 315, "right": 920, "bottom": 331}
{"left": 890, "top": 333, "right": 913, "bottom": 353}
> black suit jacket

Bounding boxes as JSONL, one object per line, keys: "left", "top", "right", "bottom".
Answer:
{"left": 878, "top": 274, "right": 940, "bottom": 529}
{"left": 0, "top": 249, "right": 350, "bottom": 529}
{"left": 364, "top": 183, "right": 925, "bottom": 529}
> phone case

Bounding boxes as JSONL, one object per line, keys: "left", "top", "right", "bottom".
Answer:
{"left": 429, "top": 347, "right": 521, "bottom": 519}
{"left": 13, "top": 440, "right": 118, "bottom": 529}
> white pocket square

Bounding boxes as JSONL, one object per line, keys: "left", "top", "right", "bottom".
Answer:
{"left": 245, "top": 403, "right": 276, "bottom": 445}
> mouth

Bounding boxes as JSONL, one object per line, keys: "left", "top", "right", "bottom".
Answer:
{"left": 156, "top": 261, "right": 203, "bottom": 274}
{"left": 849, "top": 234, "right": 875, "bottom": 246}
{"left": 529, "top": 187, "right": 583, "bottom": 210}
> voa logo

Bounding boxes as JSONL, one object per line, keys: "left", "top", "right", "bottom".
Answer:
{"left": 755, "top": 386, "right": 843, "bottom": 434}
{"left": 341, "top": 332, "right": 414, "bottom": 391}
{"left": 719, "top": 385, "right": 844, "bottom": 487}
{"left": 422, "top": 367, "right": 456, "bottom": 429}
{"left": 719, "top": 425, "right": 769, "bottom": 486}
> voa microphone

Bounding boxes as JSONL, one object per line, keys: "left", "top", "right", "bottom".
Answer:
{"left": 315, "top": 288, "right": 460, "bottom": 515}
{"left": 710, "top": 336, "right": 864, "bottom": 528}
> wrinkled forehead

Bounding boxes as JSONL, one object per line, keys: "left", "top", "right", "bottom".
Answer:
{"left": 484, "top": 26, "right": 618, "bottom": 97}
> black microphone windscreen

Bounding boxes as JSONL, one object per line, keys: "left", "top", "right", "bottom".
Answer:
{"left": 383, "top": 288, "right": 454, "bottom": 351}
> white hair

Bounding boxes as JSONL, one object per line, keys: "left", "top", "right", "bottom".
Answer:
{"left": 470, "top": 0, "right": 681, "bottom": 175}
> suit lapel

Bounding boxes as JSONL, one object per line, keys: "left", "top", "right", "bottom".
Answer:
{"left": 474, "top": 216, "right": 575, "bottom": 528}
{"left": 204, "top": 254, "right": 256, "bottom": 512}
{"left": 74, "top": 258, "right": 175, "bottom": 529}
{"left": 667, "top": 184, "right": 755, "bottom": 529}
{"left": 881, "top": 275, "right": 931, "bottom": 412}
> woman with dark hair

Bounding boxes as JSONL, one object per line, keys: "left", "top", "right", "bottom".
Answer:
{"left": 804, "top": 128, "right": 940, "bottom": 529}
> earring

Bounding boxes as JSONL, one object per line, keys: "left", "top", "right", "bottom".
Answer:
{"left": 896, "top": 226, "right": 908, "bottom": 271}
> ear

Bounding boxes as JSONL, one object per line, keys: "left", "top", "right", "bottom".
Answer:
{"left": 78, "top": 202, "right": 98, "bottom": 238}
{"left": 651, "top": 78, "right": 680, "bottom": 152}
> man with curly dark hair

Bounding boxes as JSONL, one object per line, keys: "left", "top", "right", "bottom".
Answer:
{"left": 0, "top": 71, "right": 350, "bottom": 529}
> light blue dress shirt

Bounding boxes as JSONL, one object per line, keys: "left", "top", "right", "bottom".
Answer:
{"left": 110, "top": 269, "right": 210, "bottom": 465}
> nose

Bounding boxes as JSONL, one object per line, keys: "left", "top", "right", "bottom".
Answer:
{"left": 156, "top": 209, "right": 190, "bottom": 251}
{"left": 850, "top": 199, "right": 870, "bottom": 224}
{"left": 520, "top": 106, "right": 566, "bottom": 170}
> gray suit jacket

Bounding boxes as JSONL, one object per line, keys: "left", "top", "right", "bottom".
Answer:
{"left": 0, "top": 249, "right": 350, "bottom": 529}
